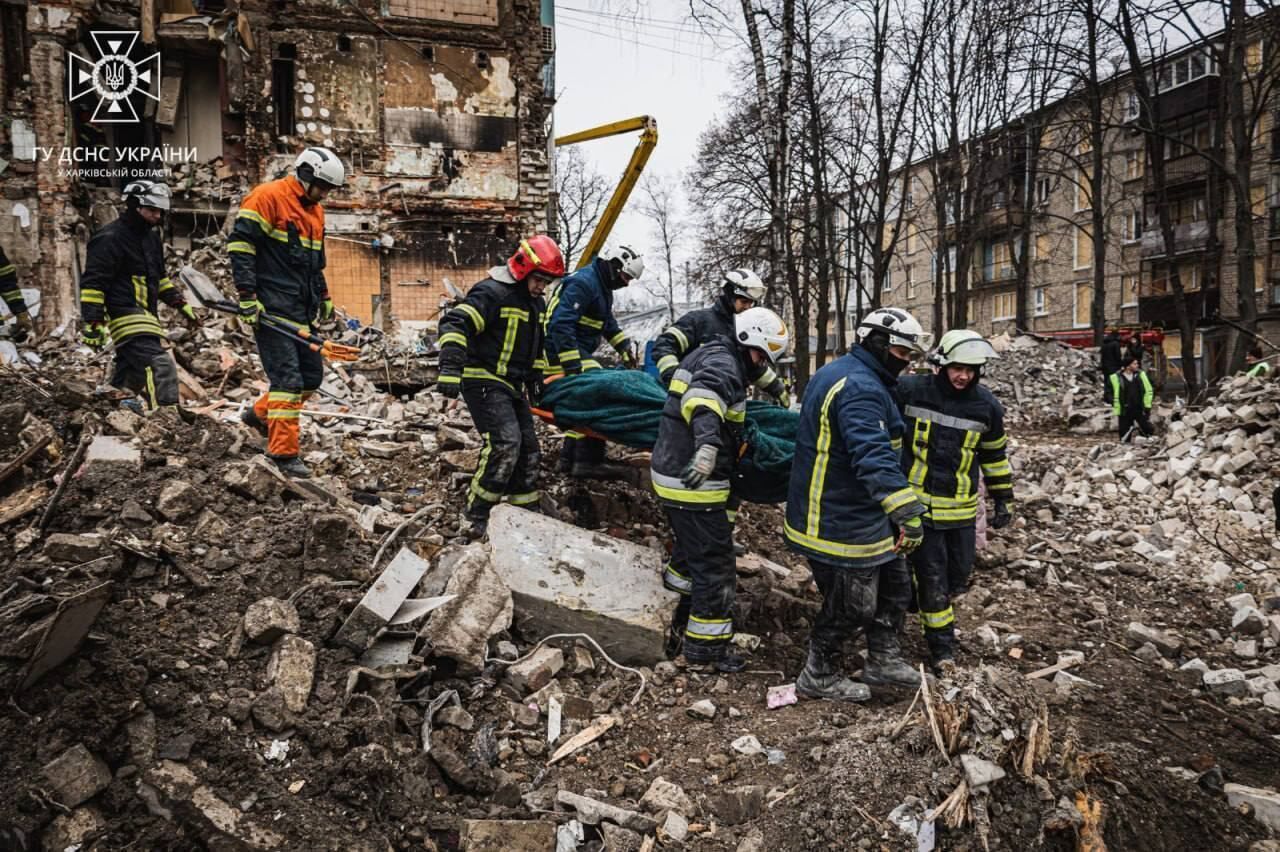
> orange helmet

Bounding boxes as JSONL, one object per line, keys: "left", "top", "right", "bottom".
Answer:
{"left": 507, "top": 235, "right": 566, "bottom": 281}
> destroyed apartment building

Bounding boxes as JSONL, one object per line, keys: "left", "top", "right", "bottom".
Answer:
{"left": 0, "top": 0, "right": 556, "bottom": 332}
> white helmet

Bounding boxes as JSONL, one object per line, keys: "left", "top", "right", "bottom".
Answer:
{"left": 723, "top": 268, "right": 766, "bottom": 304}
{"left": 855, "top": 307, "right": 932, "bottom": 354}
{"left": 933, "top": 329, "right": 999, "bottom": 366}
{"left": 735, "top": 307, "right": 790, "bottom": 365}
{"left": 294, "top": 146, "right": 346, "bottom": 189}
{"left": 599, "top": 243, "right": 645, "bottom": 281}
{"left": 122, "top": 180, "right": 171, "bottom": 211}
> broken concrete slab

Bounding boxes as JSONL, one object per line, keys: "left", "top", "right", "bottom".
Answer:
{"left": 42, "top": 744, "right": 111, "bottom": 807}
{"left": 1125, "top": 622, "right": 1182, "bottom": 657}
{"left": 1203, "top": 668, "right": 1248, "bottom": 697}
{"left": 359, "top": 637, "right": 416, "bottom": 669}
{"left": 243, "top": 597, "right": 300, "bottom": 644}
{"left": 83, "top": 434, "right": 141, "bottom": 479}
{"left": 600, "top": 823, "right": 645, "bottom": 852}
{"left": 423, "top": 544, "right": 513, "bottom": 674}
{"left": 640, "top": 776, "right": 695, "bottom": 816}
{"left": 486, "top": 504, "right": 677, "bottom": 665}
{"left": 42, "top": 532, "right": 110, "bottom": 564}
{"left": 1225, "top": 783, "right": 1280, "bottom": 832}
{"left": 505, "top": 646, "right": 564, "bottom": 695}
{"left": 336, "top": 547, "right": 432, "bottom": 652}
{"left": 42, "top": 806, "right": 106, "bottom": 852}
{"left": 156, "top": 479, "right": 206, "bottom": 522}
{"left": 145, "top": 760, "right": 285, "bottom": 849}
{"left": 460, "top": 819, "right": 556, "bottom": 852}
{"left": 708, "top": 785, "right": 765, "bottom": 825}
{"left": 223, "top": 457, "right": 282, "bottom": 502}
{"left": 304, "top": 512, "right": 358, "bottom": 570}
{"left": 267, "top": 635, "right": 316, "bottom": 713}
{"left": 960, "top": 753, "right": 1007, "bottom": 791}
{"left": 20, "top": 581, "right": 112, "bottom": 691}
{"left": 556, "top": 790, "right": 659, "bottom": 833}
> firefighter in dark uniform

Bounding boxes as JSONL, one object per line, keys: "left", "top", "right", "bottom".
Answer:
{"left": 541, "top": 242, "right": 644, "bottom": 478}
{"left": 653, "top": 307, "right": 790, "bottom": 671}
{"left": 79, "top": 180, "right": 199, "bottom": 409}
{"left": 1, "top": 244, "right": 34, "bottom": 342}
{"left": 229, "top": 147, "right": 343, "bottom": 478}
{"left": 898, "top": 330, "right": 1014, "bottom": 674}
{"left": 437, "top": 236, "right": 564, "bottom": 538}
{"left": 785, "top": 307, "right": 931, "bottom": 702}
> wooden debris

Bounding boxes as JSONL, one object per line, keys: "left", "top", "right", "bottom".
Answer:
{"left": 547, "top": 715, "right": 617, "bottom": 765}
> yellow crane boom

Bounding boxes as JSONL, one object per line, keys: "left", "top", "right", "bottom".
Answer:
{"left": 554, "top": 115, "right": 659, "bottom": 270}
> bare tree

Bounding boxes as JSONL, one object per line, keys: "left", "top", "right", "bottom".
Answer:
{"left": 638, "top": 172, "right": 688, "bottom": 321}
{"left": 554, "top": 145, "right": 610, "bottom": 268}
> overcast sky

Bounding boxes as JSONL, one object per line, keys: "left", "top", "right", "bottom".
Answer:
{"left": 553, "top": 0, "right": 736, "bottom": 308}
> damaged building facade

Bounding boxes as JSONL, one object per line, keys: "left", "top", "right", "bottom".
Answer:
{"left": 1, "top": 0, "right": 555, "bottom": 331}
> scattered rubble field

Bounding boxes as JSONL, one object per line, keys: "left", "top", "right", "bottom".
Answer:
{"left": 2, "top": 336, "right": 1280, "bottom": 852}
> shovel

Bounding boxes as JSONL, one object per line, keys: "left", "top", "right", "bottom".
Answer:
{"left": 179, "top": 265, "right": 361, "bottom": 362}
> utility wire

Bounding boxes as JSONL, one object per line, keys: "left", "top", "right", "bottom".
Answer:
{"left": 557, "top": 5, "right": 715, "bottom": 37}
{"left": 556, "top": 19, "right": 717, "bottom": 62}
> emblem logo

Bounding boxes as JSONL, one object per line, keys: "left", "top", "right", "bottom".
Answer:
{"left": 67, "top": 32, "right": 161, "bottom": 124}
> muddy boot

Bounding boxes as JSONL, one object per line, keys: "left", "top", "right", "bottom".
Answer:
{"left": 458, "top": 514, "right": 488, "bottom": 541}
{"left": 272, "top": 456, "right": 312, "bottom": 478}
{"left": 241, "top": 407, "right": 269, "bottom": 437}
{"left": 933, "top": 657, "right": 959, "bottom": 680}
{"left": 664, "top": 622, "right": 685, "bottom": 660}
{"left": 862, "top": 649, "right": 923, "bottom": 689}
{"left": 795, "top": 647, "right": 871, "bottom": 703}
{"left": 684, "top": 645, "right": 747, "bottom": 674}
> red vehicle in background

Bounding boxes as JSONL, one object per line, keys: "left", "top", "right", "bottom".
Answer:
{"left": 1040, "top": 327, "right": 1169, "bottom": 387}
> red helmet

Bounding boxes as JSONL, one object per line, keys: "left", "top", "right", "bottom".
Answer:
{"left": 507, "top": 235, "right": 566, "bottom": 281}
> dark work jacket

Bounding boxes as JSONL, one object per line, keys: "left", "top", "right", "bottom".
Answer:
{"left": 650, "top": 338, "right": 747, "bottom": 510}
{"left": 0, "top": 244, "right": 28, "bottom": 316}
{"left": 651, "top": 294, "right": 783, "bottom": 398}
{"left": 79, "top": 209, "right": 186, "bottom": 343}
{"left": 896, "top": 372, "right": 1013, "bottom": 529}
{"left": 437, "top": 267, "right": 544, "bottom": 396}
{"left": 1100, "top": 335, "right": 1122, "bottom": 375}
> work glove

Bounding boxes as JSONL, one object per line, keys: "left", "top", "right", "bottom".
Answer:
{"left": 991, "top": 499, "right": 1013, "bottom": 529}
{"left": 894, "top": 515, "right": 924, "bottom": 555}
{"left": 239, "top": 298, "right": 264, "bottom": 326}
{"left": 681, "top": 444, "right": 719, "bottom": 489}
{"left": 776, "top": 388, "right": 792, "bottom": 409}
{"left": 617, "top": 342, "right": 637, "bottom": 369}
{"left": 319, "top": 298, "right": 335, "bottom": 323}
{"left": 9, "top": 312, "right": 32, "bottom": 343}
{"left": 180, "top": 304, "right": 200, "bottom": 327}
{"left": 438, "top": 376, "right": 461, "bottom": 399}
{"left": 81, "top": 320, "right": 107, "bottom": 349}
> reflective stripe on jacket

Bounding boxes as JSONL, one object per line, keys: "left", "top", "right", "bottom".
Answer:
{"left": 897, "top": 373, "right": 1013, "bottom": 529}
{"left": 227, "top": 176, "right": 328, "bottom": 325}
{"left": 785, "top": 346, "right": 923, "bottom": 567}
{"left": 1109, "top": 370, "right": 1153, "bottom": 416}
{"left": 540, "top": 257, "right": 627, "bottom": 373}
{"left": 650, "top": 338, "right": 747, "bottom": 509}
{"left": 437, "top": 267, "right": 544, "bottom": 395}
{"left": 0, "top": 244, "right": 28, "bottom": 316}
{"left": 79, "top": 210, "right": 186, "bottom": 343}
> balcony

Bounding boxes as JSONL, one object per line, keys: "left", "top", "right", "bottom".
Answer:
{"left": 973, "top": 205, "right": 1025, "bottom": 236}
{"left": 1152, "top": 76, "right": 1217, "bottom": 121}
{"left": 1148, "top": 155, "right": 1210, "bottom": 190}
{"left": 1269, "top": 206, "right": 1280, "bottom": 237}
{"left": 1138, "top": 286, "right": 1219, "bottom": 326}
{"left": 1140, "top": 220, "right": 1210, "bottom": 258}
{"left": 978, "top": 263, "right": 1017, "bottom": 286}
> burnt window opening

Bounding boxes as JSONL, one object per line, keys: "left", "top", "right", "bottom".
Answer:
{"left": 359, "top": 221, "right": 371, "bottom": 231}
{"left": 337, "top": 35, "right": 352, "bottom": 52}
{"left": 421, "top": 45, "right": 435, "bottom": 62}
{"left": 494, "top": 224, "right": 508, "bottom": 241}
{"left": 441, "top": 147, "right": 458, "bottom": 180}
{"left": 475, "top": 51, "right": 490, "bottom": 70}
{"left": 1, "top": 3, "right": 29, "bottom": 101}
{"left": 272, "top": 44, "right": 296, "bottom": 150}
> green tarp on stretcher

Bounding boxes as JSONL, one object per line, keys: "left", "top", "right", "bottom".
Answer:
{"left": 541, "top": 369, "right": 799, "bottom": 504}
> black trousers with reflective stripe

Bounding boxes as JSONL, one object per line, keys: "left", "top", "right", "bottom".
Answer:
{"left": 110, "top": 334, "right": 179, "bottom": 408}
{"left": 665, "top": 505, "right": 736, "bottom": 656}
{"left": 462, "top": 382, "right": 539, "bottom": 521}
{"left": 908, "top": 525, "right": 975, "bottom": 660}
{"left": 808, "top": 556, "right": 911, "bottom": 660}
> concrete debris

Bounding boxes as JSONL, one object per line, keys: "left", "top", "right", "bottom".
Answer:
{"left": 556, "top": 790, "right": 659, "bottom": 834}
{"left": 422, "top": 545, "right": 514, "bottom": 674}
{"left": 708, "top": 785, "right": 765, "bottom": 825}
{"left": 505, "top": 646, "right": 564, "bottom": 695}
{"left": 640, "top": 777, "right": 695, "bottom": 817}
{"left": 960, "top": 753, "right": 1007, "bottom": 791}
{"left": 42, "top": 744, "right": 111, "bottom": 808}
{"left": 42, "top": 806, "right": 106, "bottom": 852}
{"left": 1226, "top": 784, "right": 1280, "bottom": 832}
{"left": 1203, "top": 668, "right": 1248, "bottom": 697}
{"left": 267, "top": 635, "right": 317, "bottom": 713}
{"left": 687, "top": 699, "right": 717, "bottom": 720}
{"left": 42, "top": 532, "right": 110, "bottom": 564}
{"left": 19, "top": 581, "right": 113, "bottom": 691}
{"left": 243, "top": 597, "right": 300, "bottom": 644}
{"left": 1125, "top": 622, "right": 1182, "bottom": 657}
{"left": 486, "top": 504, "right": 678, "bottom": 664}
{"left": 145, "top": 760, "right": 286, "bottom": 849}
{"left": 156, "top": 479, "right": 206, "bottom": 522}
{"left": 336, "top": 547, "right": 432, "bottom": 652}
{"left": 461, "top": 820, "right": 556, "bottom": 852}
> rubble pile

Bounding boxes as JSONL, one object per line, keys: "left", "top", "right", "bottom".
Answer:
{"left": 986, "top": 332, "right": 1107, "bottom": 429}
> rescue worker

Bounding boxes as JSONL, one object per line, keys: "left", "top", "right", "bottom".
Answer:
{"left": 898, "top": 330, "right": 1014, "bottom": 674}
{"left": 1109, "top": 354, "right": 1154, "bottom": 442}
{"left": 1, "top": 244, "right": 34, "bottom": 343}
{"left": 79, "top": 180, "right": 199, "bottom": 410}
{"left": 541, "top": 243, "right": 644, "bottom": 478}
{"left": 229, "top": 147, "right": 343, "bottom": 478}
{"left": 785, "top": 307, "right": 930, "bottom": 702}
{"left": 1100, "top": 328, "right": 1122, "bottom": 403}
{"left": 652, "top": 269, "right": 790, "bottom": 407}
{"left": 1124, "top": 332, "right": 1145, "bottom": 370}
{"left": 653, "top": 307, "right": 790, "bottom": 671}
{"left": 1243, "top": 345, "right": 1272, "bottom": 378}
{"left": 437, "top": 236, "right": 564, "bottom": 538}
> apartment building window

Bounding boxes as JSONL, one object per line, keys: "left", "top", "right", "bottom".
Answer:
{"left": 993, "top": 291, "right": 1016, "bottom": 321}
{"left": 905, "top": 222, "right": 919, "bottom": 254}
{"left": 1073, "top": 282, "right": 1092, "bottom": 328}
{"left": 1148, "top": 264, "right": 1200, "bottom": 296}
{"left": 1124, "top": 91, "right": 1140, "bottom": 121}
{"left": 1155, "top": 50, "right": 1213, "bottom": 91}
{"left": 905, "top": 265, "right": 917, "bottom": 299}
{"left": 1074, "top": 227, "right": 1093, "bottom": 270}
{"left": 1034, "top": 286, "right": 1047, "bottom": 316}
{"left": 1121, "top": 211, "right": 1142, "bottom": 243}
{"left": 1036, "top": 177, "right": 1051, "bottom": 205}
{"left": 1074, "top": 167, "right": 1091, "bottom": 211}
{"left": 984, "top": 241, "right": 1013, "bottom": 281}
{"left": 1164, "top": 123, "right": 1212, "bottom": 160}
{"left": 1167, "top": 195, "right": 1207, "bottom": 224}
{"left": 1121, "top": 274, "right": 1139, "bottom": 307}
{"left": 1124, "top": 150, "right": 1144, "bottom": 180}
{"left": 1251, "top": 184, "right": 1267, "bottom": 217}
{"left": 882, "top": 269, "right": 893, "bottom": 293}
{"left": 1034, "top": 232, "right": 1050, "bottom": 262}
{"left": 1247, "top": 39, "right": 1264, "bottom": 75}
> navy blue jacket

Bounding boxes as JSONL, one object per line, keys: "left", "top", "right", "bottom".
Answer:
{"left": 785, "top": 346, "right": 924, "bottom": 567}
{"left": 541, "top": 257, "right": 628, "bottom": 373}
